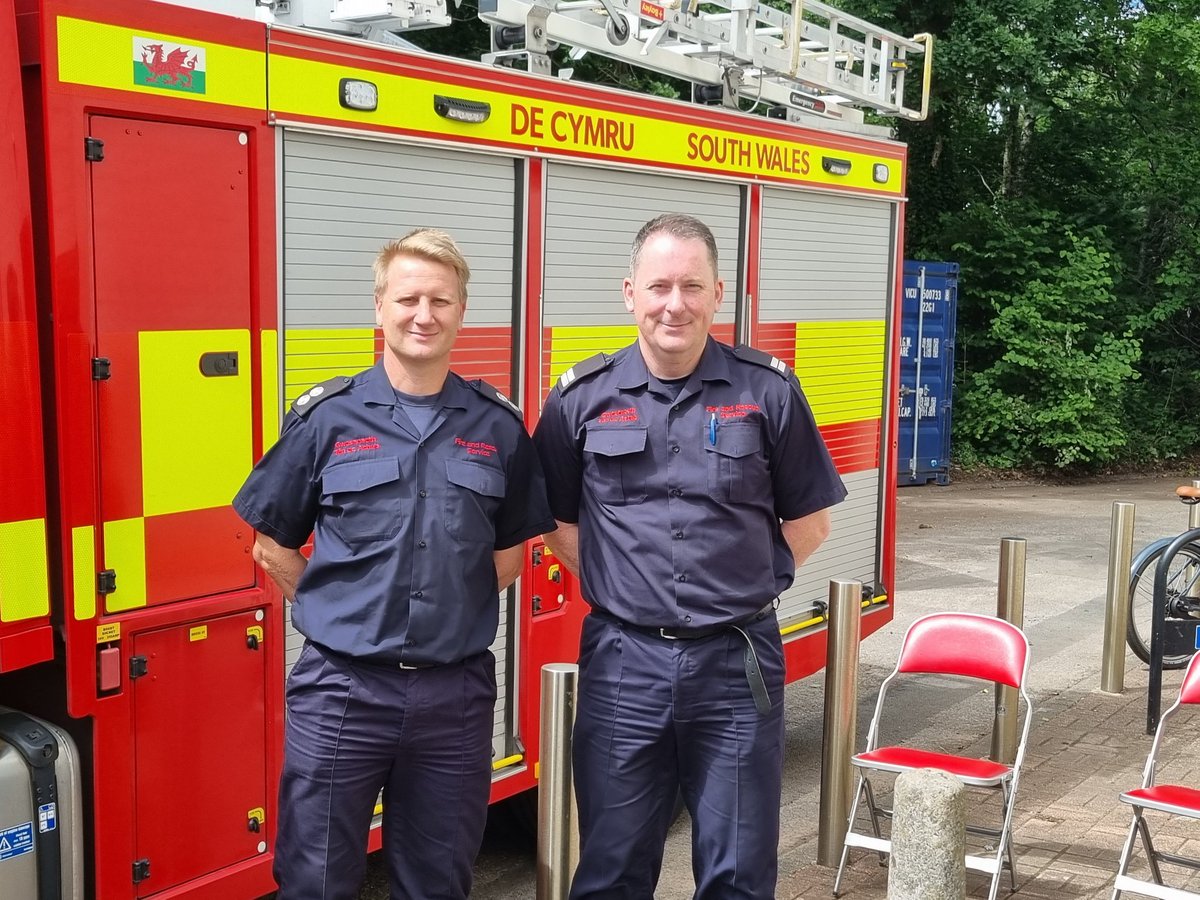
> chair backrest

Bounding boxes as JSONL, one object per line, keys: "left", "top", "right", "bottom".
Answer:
{"left": 1177, "top": 652, "right": 1200, "bottom": 705}
{"left": 896, "top": 612, "right": 1029, "bottom": 689}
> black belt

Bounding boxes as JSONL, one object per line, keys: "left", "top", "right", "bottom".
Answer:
{"left": 310, "top": 641, "right": 450, "bottom": 671}
{"left": 594, "top": 603, "right": 777, "bottom": 715}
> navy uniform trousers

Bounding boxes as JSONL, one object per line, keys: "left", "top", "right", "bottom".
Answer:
{"left": 569, "top": 611, "right": 786, "bottom": 900}
{"left": 274, "top": 641, "right": 497, "bottom": 900}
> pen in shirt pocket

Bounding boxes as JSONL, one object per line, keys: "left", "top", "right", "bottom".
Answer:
{"left": 709, "top": 412, "right": 718, "bottom": 445}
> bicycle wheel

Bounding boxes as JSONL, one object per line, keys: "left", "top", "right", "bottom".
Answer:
{"left": 1127, "top": 543, "right": 1200, "bottom": 669}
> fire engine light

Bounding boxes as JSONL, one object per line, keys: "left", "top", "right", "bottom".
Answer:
{"left": 339, "top": 78, "right": 378, "bottom": 112}
{"left": 433, "top": 95, "right": 492, "bottom": 124}
{"left": 873, "top": 162, "right": 890, "bottom": 183}
{"left": 822, "top": 156, "right": 852, "bottom": 176}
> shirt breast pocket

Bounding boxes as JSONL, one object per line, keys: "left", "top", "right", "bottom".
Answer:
{"left": 705, "top": 422, "right": 769, "bottom": 503}
{"left": 583, "top": 426, "right": 648, "bottom": 505}
{"left": 321, "top": 457, "right": 403, "bottom": 542}
{"left": 444, "top": 458, "right": 506, "bottom": 544}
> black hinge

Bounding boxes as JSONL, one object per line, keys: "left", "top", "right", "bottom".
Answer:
{"left": 97, "top": 569, "right": 116, "bottom": 595}
{"left": 85, "top": 137, "right": 105, "bottom": 162}
{"left": 92, "top": 357, "right": 112, "bottom": 380}
{"left": 132, "top": 858, "right": 150, "bottom": 883}
{"left": 129, "top": 656, "right": 148, "bottom": 679}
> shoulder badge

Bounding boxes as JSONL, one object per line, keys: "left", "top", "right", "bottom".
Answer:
{"left": 472, "top": 380, "right": 524, "bottom": 421}
{"left": 291, "top": 376, "right": 353, "bottom": 418}
{"left": 732, "top": 345, "right": 802, "bottom": 389}
{"left": 556, "top": 353, "right": 612, "bottom": 394}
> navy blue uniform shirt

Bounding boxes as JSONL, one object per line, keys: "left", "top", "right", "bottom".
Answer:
{"left": 234, "top": 362, "right": 555, "bottom": 666}
{"left": 533, "top": 338, "right": 847, "bottom": 628}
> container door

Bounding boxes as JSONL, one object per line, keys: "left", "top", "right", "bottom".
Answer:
{"left": 131, "top": 610, "right": 269, "bottom": 895}
{"left": 758, "top": 188, "right": 896, "bottom": 622}
{"left": 88, "top": 117, "right": 256, "bottom": 613}
{"left": 898, "top": 261, "right": 957, "bottom": 486}
{"left": 279, "top": 129, "right": 521, "bottom": 763}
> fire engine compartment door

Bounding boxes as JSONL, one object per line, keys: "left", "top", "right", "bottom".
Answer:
{"left": 278, "top": 129, "right": 521, "bottom": 765}
{"left": 541, "top": 163, "right": 742, "bottom": 368}
{"left": 131, "top": 610, "right": 268, "bottom": 896}
{"left": 758, "top": 188, "right": 896, "bottom": 622}
{"left": 88, "top": 117, "right": 256, "bottom": 613}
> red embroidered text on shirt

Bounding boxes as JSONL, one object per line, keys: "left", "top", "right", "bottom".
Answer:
{"left": 455, "top": 437, "right": 497, "bottom": 458}
{"left": 333, "top": 436, "right": 381, "bottom": 455}
{"left": 705, "top": 404, "right": 761, "bottom": 419}
{"left": 597, "top": 407, "right": 639, "bottom": 424}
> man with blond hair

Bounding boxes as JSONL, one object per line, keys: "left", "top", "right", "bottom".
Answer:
{"left": 234, "top": 228, "right": 554, "bottom": 899}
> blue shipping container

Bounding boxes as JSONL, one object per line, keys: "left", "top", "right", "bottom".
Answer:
{"left": 898, "top": 261, "right": 958, "bottom": 486}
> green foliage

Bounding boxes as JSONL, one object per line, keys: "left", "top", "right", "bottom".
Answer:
{"left": 947, "top": 203, "right": 1140, "bottom": 469}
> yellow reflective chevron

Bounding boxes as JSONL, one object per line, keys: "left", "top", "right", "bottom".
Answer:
{"left": 794, "top": 320, "right": 886, "bottom": 426}
{"left": 0, "top": 519, "right": 50, "bottom": 622}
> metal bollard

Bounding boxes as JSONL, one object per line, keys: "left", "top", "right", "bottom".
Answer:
{"left": 1101, "top": 502, "right": 1136, "bottom": 694}
{"left": 992, "top": 538, "right": 1026, "bottom": 765}
{"left": 536, "top": 663, "right": 579, "bottom": 900}
{"left": 817, "top": 579, "right": 862, "bottom": 867}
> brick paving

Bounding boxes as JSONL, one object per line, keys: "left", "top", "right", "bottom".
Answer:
{"left": 778, "top": 661, "right": 1200, "bottom": 900}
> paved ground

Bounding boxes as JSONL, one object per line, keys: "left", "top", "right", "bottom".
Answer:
{"left": 363, "top": 472, "right": 1200, "bottom": 898}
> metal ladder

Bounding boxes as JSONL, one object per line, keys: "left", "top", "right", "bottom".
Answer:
{"left": 478, "top": 0, "right": 932, "bottom": 124}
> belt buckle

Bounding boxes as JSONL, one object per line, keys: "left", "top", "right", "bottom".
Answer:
{"left": 398, "top": 661, "right": 423, "bottom": 670}
{"left": 658, "top": 628, "right": 679, "bottom": 640}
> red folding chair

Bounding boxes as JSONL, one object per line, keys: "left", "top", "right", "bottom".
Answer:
{"left": 833, "top": 612, "right": 1032, "bottom": 900}
{"left": 1112, "top": 651, "right": 1200, "bottom": 900}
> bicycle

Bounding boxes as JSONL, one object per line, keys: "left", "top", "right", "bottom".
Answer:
{"left": 1126, "top": 483, "right": 1200, "bottom": 669}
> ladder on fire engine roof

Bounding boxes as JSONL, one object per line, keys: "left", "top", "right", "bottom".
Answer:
{"left": 477, "top": 0, "right": 932, "bottom": 125}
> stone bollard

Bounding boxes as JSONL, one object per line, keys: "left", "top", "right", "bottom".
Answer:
{"left": 888, "top": 768, "right": 966, "bottom": 900}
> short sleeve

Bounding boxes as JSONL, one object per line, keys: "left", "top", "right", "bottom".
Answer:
{"left": 494, "top": 428, "right": 557, "bottom": 550}
{"left": 769, "top": 383, "right": 848, "bottom": 521}
{"left": 232, "top": 414, "right": 321, "bottom": 548}
{"left": 531, "top": 388, "right": 585, "bottom": 525}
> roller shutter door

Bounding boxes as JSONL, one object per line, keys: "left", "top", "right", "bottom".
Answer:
{"left": 759, "top": 188, "right": 896, "bottom": 622}
{"left": 279, "top": 129, "right": 520, "bottom": 764}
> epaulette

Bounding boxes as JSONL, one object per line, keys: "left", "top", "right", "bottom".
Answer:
{"left": 471, "top": 379, "right": 523, "bottom": 421}
{"left": 733, "top": 345, "right": 800, "bottom": 387}
{"left": 291, "top": 375, "right": 353, "bottom": 417}
{"left": 556, "top": 353, "right": 612, "bottom": 394}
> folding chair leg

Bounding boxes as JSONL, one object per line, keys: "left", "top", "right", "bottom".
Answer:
{"left": 1001, "top": 783, "right": 1017, "bottom": 894}
{"left": 1111, "top": 814, "right": 1141, "bottom": 900}
{"left": 861, "top": 778, "right": 888, "bottom": 864}
{"left": 1136, "top": 812, "right": 1165, "bottom": 886}
{"left": 833, "top": 774, "right": 869, "bottom": 898}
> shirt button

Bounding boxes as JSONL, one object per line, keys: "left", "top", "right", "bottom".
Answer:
{"left": 677, "top": 574, "right": 687, "bottom": 583}
{"left": 406, "top": 639, "right": 416, "bottom": 647}
{"left": 674, "top": 530, "right": 684, "bottom": 539}
{"left": 671, "top": 488, "right": 683, "bottom": 497}
{"left": 419, "top": 490, "right": 428, "bottom": 498}
{"left": 671, "top": 445, "right": 680, "bottom": 454}
{"left": 414, "top": 591, "right": 423, "bottom": 599}
{"left": 685, "top": 615, "right": 692, "bottom": 623}
{"left": 418, "top": 540, "right": 427, "bottom": 549}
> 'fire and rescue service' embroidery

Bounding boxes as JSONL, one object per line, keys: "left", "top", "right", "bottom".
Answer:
{"left": 455, "top": 437, "right": 497, "bottom": 458}
{"left": 133, "top": 37, "right": 206, "bottom": 94}
{"left": 705, "top": 404, "right": 762, "bottom": 419}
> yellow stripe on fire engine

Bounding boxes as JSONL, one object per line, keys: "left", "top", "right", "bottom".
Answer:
{"left": 0, "top": 519, "right": 50, "bottom": 623}
{"left": 102, "top": 518, "right": 147, "bottom": 612}
{"left": 72, "top": 525, "right": 97, "bottom": 621}
{"left": 140, "top": 330, "right": 253, "bottom": 518}
{"left": 56, "top": 17, "right": 265, "bottom": 109}
{"left": 793, "top": 320, "right": 886, "bottom": 426}
{"left": 261, "top": 329, "right": 280, "bottom": 451}
{"left": 547, "top": 326, "right": 638, "bottom": 391}
{"left": 268, "top": 56, "right": 904, "bottom": 196}
{"left": 283, "top": 328, "right": 375, "bottom": 405}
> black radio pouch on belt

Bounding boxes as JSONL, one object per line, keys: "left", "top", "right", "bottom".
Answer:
{"left": 0, "top": 712, "right": 63, "bottom": 900}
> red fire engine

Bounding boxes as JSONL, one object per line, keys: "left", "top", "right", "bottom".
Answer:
{"left": 0, "top": 0, "right": 928, "bottom": 895}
